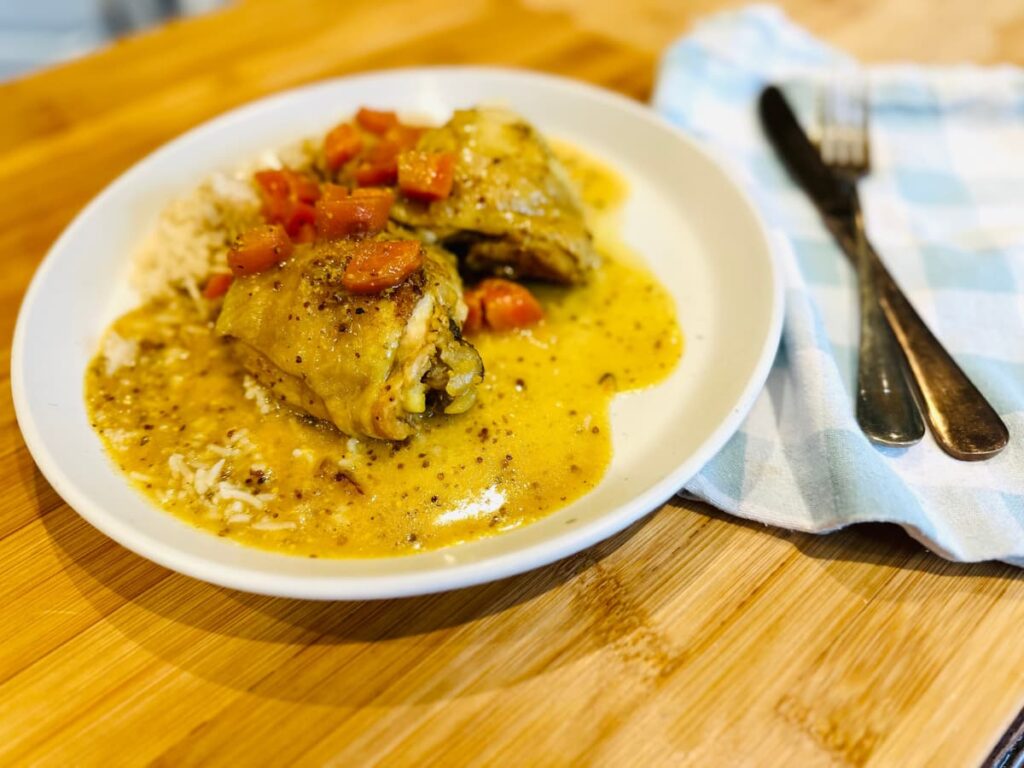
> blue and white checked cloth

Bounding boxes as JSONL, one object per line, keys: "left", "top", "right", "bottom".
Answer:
{"left": 654, "top": 6, "right": 1024, "bottom": 564}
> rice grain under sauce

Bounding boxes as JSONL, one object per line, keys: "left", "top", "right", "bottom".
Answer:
{"left": 84, "top": 144, "right": 682, "bottom": 558}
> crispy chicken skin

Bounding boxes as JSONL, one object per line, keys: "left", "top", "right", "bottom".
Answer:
{"left": 391, "top": 108, "right": 598, "bottom": 284}
{"left": 216, "top": 233, "right": 483, "bottom": 440}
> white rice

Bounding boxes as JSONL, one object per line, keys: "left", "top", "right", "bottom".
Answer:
{"left": 242, "top": 375, "right": 274, "bottom": 415}
{"left": 208, "top": 443, "right": 239, "bottom": 458}
{"left": 167, "top": 453, "right": 194, "bottom": 483}
{"left": 192, "top": 458, "right": 225, "bottom": 496}
{"left": 217, "top": 483, "right": 271, "bottom": 509}
{"left": 291, "top": 448, "right": 315, "bottom": 463}
{"left": 251, "top": 519, "right": 297, "bottom": 532}
{"left": 103, "top": 428, "right": 133, "bottom": 450}
{"left": 102, "top": 332, "right": 138, "bottom": 375}
{"left": 130, "top": 171, "right": 260, "bottom": 300}
{"left": 129, "top": 137, "right": 323, "bottom": 301}
{"left": 126, "top": 142, "right": 326, "bottom": 535}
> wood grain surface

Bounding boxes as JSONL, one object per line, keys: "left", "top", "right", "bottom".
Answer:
{"left": 4, "top": 1, "right": 1024, "bottom": 765}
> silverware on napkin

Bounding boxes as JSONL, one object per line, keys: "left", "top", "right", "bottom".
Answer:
{"left": 758, "top": 84, "right": 1009, "bottom": 461}
{"left": 817, "top": 80, "right": 925, "bottom": 446}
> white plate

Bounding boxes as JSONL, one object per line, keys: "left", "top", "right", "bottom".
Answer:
{"left": 12, "top": 67, "right": 782, "bottom": 600}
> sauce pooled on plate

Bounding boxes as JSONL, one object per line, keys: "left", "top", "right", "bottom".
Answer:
{"left": 84, "top": 143, "right": 682, "bottom": 557}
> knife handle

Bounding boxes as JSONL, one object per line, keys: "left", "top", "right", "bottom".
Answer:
{"left": 875, "top": 262, "right": 1009, "bottom": 460}
{"left": 850, "top": 204, "right": 925, "bottom": 446}
{"left": 827, "top": 218, "right": 1009, "bottom": 460}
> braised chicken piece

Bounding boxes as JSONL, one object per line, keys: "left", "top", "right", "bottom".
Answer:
{"left": 390, "top": 108, "right": 598, "bottom": 284}
{"left": 216, "top": 232, "right": 483, "bottom": 441}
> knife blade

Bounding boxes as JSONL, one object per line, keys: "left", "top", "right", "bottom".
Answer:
{"left": 758, "top": 85, "right": 853, "bottom": 220}
{"left": 759, "top": 83, "right": 925, "bottom": 447}
{"left": 756, "top": 83, "right": 1009, "bottom": 460}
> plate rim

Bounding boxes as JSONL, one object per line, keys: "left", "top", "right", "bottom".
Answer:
{"left": 11, "top": 65, "right": 784, "bottom": 600}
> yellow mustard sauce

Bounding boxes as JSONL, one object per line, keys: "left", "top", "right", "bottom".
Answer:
{"left": 84, "top": 145, "right": 682, "bottom": 558}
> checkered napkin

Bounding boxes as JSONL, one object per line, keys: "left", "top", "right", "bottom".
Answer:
{"left": 653, "top": 5, "right": 1024, "bottom": 564}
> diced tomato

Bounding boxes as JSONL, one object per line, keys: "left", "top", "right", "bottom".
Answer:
{"left": 398, "top": 151, "right": 456, "bottom": 201}
{"left": 227, "top": 224, "right": 293, "bottom": 276}
{"left": 385, "top": 123, "right": 426, "bottom": 150}
{"left": 481, "top": 279, "right": 544, "bottom": 330}
{"left": 463, "top": 289, "right": 484, "bottom": 335}
{"left": 356, "top": 108, "right": 399, "bottom": 135}
{"left": 324, "top": 122, "right": 363, "bottom": 172}
{"left": 354, "top": 142, "right": 400, "bottom": 186}
{"left": 292, "top": 173, "right": 320, "bottom": 203}
{"left": 464, "top": 278, "right": 543, "bottom": 332}
{"left": 315, "top": 184, "right": 394, "bottom": 239}
{"left": 254, "top": 169, "right": 321, "bottom": 238}
{"left": 254, "top": 169, "right": 285, "bottom": 198}
{"left": 354, "top": 163, "right": 397, "bottom": 187}
{"left": 202, "top": 272, "right": 233, "bottom": 299}
{"left": 342, "top": 240, "right": 423, "bottom": 294}
{"left": 275, "top": 198, "right": 316, "bottom": 238}
{"left": 351, "top": 186, "right": 394, "bottom": 199}
{"left": 255, "top": 169, "right": 319, "bottom": 203}
{"left": 293, "top": 222, "right": 316, "bottom": 244}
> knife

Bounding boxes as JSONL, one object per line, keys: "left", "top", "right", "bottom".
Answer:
{"left": 759, "top": 85, "right": 923, "bottom": 448}
{"left": 758, "top": 85, "right": 1009, "bottom": 460}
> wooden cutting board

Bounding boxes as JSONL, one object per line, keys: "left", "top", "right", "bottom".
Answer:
{"left": 3, "top": 0, "right": 1024, "bottom": 765}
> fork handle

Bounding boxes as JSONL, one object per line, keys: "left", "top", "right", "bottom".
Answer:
{"left": 850, "top": 202, "right": 925, "bottom": 446}
{"left": 827, "top": 217, "right": 1009, "bottom": 460}
{"left": 874, "top": 260, "right": 1009, "bottom": 460}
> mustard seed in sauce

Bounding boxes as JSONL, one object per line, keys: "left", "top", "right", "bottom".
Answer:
{"left": 84, "top": 142, "right": 682, "bottom": 558}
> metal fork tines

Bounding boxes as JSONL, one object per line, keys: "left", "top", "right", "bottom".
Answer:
{"left": 819, "top": 82, "right": 869, "bottom": 172}
{"left": 818, "top": 77, "right": 925, "bottom": 447}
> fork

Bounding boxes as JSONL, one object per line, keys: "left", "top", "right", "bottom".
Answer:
{"left": 819, "top": 79, "right": 925, "bottom": 446}
{"left": 819, "top": 78, "right": 1009, "bottom": 459}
